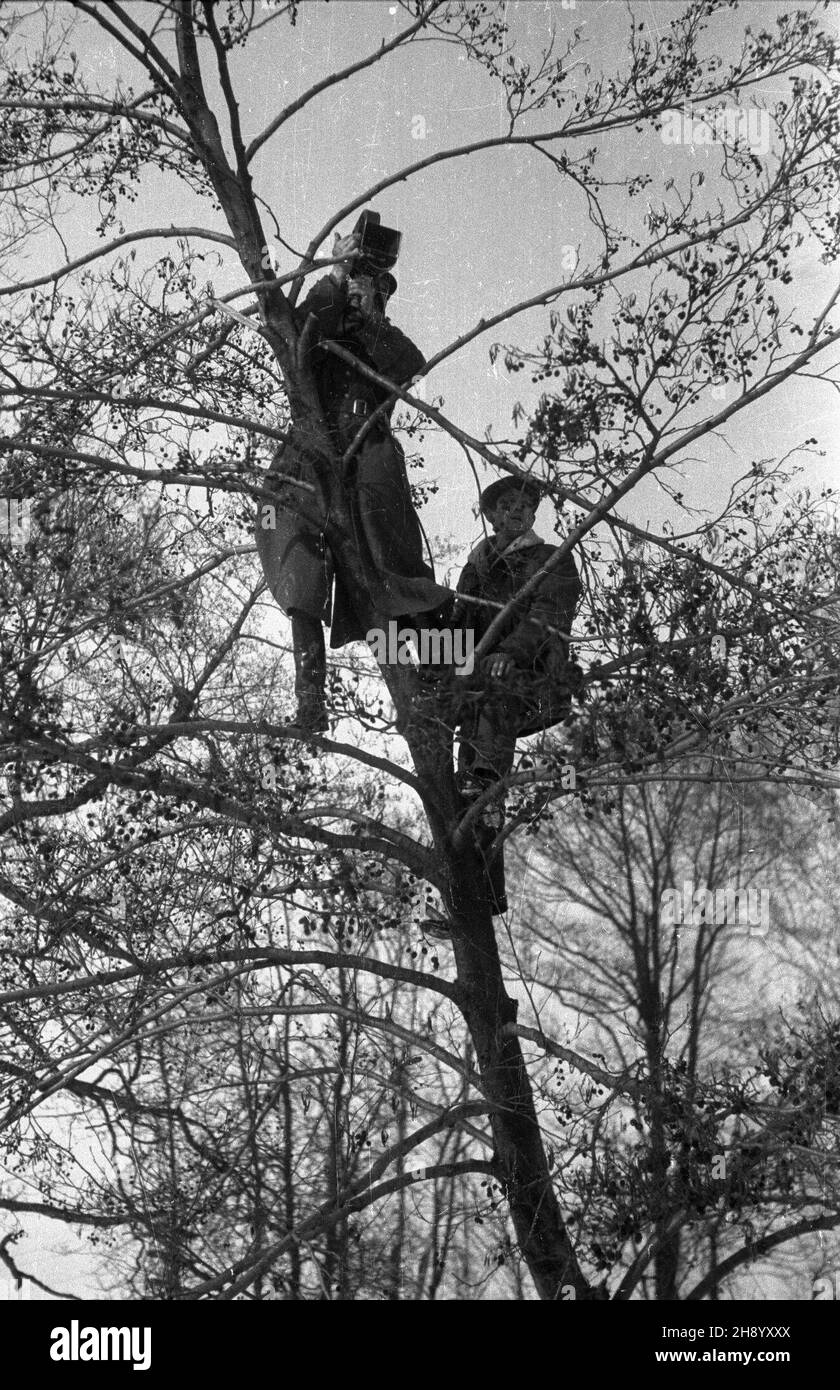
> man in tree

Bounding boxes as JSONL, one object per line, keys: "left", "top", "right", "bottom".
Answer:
{"left": 256, "top": 220, "right": 451, "bottom": 731}
{"left": 454, "top": 476, "right": 583, "bottom": 787}
{"left": 451, "top": 477, "right": 583, "bottom": 912}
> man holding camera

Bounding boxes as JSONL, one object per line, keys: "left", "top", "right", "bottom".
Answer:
{"left": 256, "top": 214, "right": 450, "bottom": 731}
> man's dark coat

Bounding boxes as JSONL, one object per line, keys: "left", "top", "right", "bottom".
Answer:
{"left": 452, "top": 529, "right": 582, "bottom": 735}
{"left": 255, "top": 275, "right": 450, "bottom": 647}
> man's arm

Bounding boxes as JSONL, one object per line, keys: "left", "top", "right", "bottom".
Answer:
{"left": 296, "top": 275, "right": 348, "bottom": 340}
{"left": 295, "top": 230, "right": 359, "bottom": 340}
{"left": 367, "top": 320, "right": 425, "bottom": 385}
{"left": 450, "top": 559, "right": 480, "bottom": 628}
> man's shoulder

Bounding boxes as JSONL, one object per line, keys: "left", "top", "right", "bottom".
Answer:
{"left": 300, "top": 274, "right": 344, "bottom": 309}
{"left": 465, "top": 538, "right": 488, "bottom": 563}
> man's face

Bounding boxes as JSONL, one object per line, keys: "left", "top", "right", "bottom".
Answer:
{"left": 346, "top": 275, "right": 378, "bottom": 324}
{"left": 486, "top": 491, "right": 537, "bottom": 542}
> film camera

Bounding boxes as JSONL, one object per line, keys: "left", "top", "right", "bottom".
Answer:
{"left": 352, "top": 210, "right": 401, "bottom": 274}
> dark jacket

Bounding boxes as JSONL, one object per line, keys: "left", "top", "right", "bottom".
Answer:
{"left": 452, "top": 529, "right": 582, "bottom": 734}
{"left": 303, "top": 277, "right": 424, "bottom": 443}
{"left": 255, "top": 276, "right": 450, "bottom": 647}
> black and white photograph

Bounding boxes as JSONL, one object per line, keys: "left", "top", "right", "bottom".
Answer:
{"left": 0, "top": 0, "right": 838, "bottom": 1356}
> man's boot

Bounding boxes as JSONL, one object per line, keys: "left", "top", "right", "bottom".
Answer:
{"left": 290, "top": 611, "right": 328, "bottom": 733}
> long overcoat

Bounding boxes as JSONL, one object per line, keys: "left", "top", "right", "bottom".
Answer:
{"left": 256, "top": 275, "right": 450, "bottom": 647}
{"left": 452, "top": 529, "right": 583, "bottom": 735}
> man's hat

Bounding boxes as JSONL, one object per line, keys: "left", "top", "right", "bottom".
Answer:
{"left": 373, "top": 268, "right": 397, "bottom": 300}
{"left": 479, "top": 476, "right": 543, "bottom": 516}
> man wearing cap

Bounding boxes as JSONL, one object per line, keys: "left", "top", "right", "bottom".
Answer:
{"left": 447, "top": 476, "right": 582, "bottom": 915}
{"left": 256, "top": 221, "right": 450, "bottom": 731}
{"left": 453, "top": 475, "right": 583, "bottom": 787}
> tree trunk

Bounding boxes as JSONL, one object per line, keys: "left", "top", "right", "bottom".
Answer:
{"left": 393, "top": 673, "right": 599, "bottom": 1299}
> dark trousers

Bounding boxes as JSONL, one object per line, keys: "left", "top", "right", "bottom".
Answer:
{"left": 290, "top": 610, "right": 326, "bottom": 698}
{"left": 454, "top": 680, "right": 529, "bottom": 918}
{"left": 457, "top": 682, "right": 529, "bottom": 782}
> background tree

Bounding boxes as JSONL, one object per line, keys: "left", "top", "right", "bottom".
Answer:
{"left": 508, "top": 774, "right": 840, "bottom": 1300}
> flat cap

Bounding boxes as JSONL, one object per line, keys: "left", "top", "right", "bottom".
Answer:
{"left": 479, "top": 476, "right": 543, "bottom": 516}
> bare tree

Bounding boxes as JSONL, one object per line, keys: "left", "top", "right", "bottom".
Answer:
{"left": 508, "top": 774, "right": 840, "bottom": 1300}
{"left": 1, "top": 0, "right": 839, "bottom": 1299}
